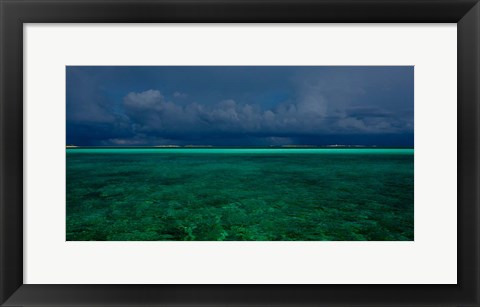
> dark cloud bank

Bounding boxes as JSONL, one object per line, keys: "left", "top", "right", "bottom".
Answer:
{"left": 66, "top": 66, "right": 413, "bottom": 147}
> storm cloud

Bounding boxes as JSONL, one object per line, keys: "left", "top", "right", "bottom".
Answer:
{"left": 66, "top": 66, "right": 413, "bottom": 146}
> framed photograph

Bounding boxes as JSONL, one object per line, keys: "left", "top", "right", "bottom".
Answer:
{"left": 1, "top": 0, "right": 478, "bottom": 306}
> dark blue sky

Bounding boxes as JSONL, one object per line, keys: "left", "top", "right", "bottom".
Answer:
{"left": 66, "top": 66, "right": 413, "bottom": 147}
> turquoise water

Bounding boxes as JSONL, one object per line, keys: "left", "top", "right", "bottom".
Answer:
{"left": 66, "top": 148, "right": 414, "bottom": 241}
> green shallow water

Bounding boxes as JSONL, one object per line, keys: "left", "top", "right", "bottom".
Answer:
{"left": 66, "top": 148, "right": 414, "bottom": 241}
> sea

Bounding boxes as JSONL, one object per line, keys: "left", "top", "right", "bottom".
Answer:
{"left": 66, "top": 148, "right": 414, "bottom": 241}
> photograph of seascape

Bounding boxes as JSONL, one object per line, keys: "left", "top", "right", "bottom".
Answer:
{"left": 66, "top": 66, "right": 414, "bottom": 241}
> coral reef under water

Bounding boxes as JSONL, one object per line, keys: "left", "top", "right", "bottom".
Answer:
{"left": 66, "top": 149, "right": 414, "bottom": 241}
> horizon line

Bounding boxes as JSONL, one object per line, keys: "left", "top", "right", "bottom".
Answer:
{"left": 66, "top": 145, "right": 414, "bottom": 149}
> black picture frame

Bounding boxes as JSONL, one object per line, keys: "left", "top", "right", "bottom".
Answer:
{"left": 1, "top": 0, "right": 479, "bottom": 306}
